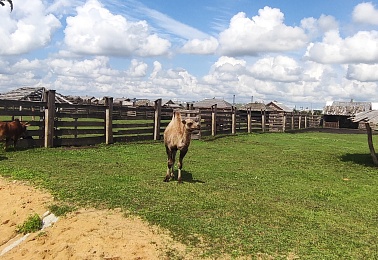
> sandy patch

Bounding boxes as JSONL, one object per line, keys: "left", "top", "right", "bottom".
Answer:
{"left": 0, "top": 177, "right": 196, "bottom": 260}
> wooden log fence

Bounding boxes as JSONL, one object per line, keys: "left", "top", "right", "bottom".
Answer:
{"left": 0, "top": 96, "right": 322, "bottom": 149}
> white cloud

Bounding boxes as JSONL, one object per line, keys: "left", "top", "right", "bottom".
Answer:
{"left": 301, "top": 15, "right": 338, "bottom": 39}
{"left": 46, "top": 0, "right": 84, "bottom": 18}
{"left": 353, "top": 2, "right": 378, "bottom": 25}
{"left": 249, "top": 56, "right": 301, "bottom": 82}
{"left": 48, "top": 56, "right": 119, "bottom": 79}
{"left": 13, "top": 59, "right": 42, "bottom": 70}
{"left": 302, "top": 61, "right": 334, "bottom": 82}
{"left": 0, "top": 0, "right": 61, "bottom": 55}
{"left": 202, "top": 56, "right": 246, "bottom": 88}
{"left": 64, "top": 0, "right": 171, "bottom": 57}
{"left": 305, "top": 30, "right": 378, "bottom": 64}
{"left": 213, "top": 56, "right": 246, "bottom": 72}
{"left": 127, "top": 59, "right": 148, "bottom": 77}
{"left": 181, "top": 37, "right": 219, "bottom": 55}
{"left": 140, "top": 6, "right": 210, "bottom": 40}
{"left": 218, "top": 7, "right": 308, "bottom": 56}
{"left": 347, "top": 64, "right": 378, "bottom": 81}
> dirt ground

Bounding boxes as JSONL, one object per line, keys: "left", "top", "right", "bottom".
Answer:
{"left": 0, "top": 177, "right": 198, "bottom": 260}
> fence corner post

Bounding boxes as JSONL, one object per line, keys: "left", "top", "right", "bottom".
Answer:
{"left": 154, "top": 98, "right": 162, "bottom": 140}
{"left": 211, "top": 104, "right": 217, "bottom": 136}
{"left": 44, "top": 90, "right": 56, "bottom": 148}
{"left": 105, "top": 97, "right": 113, "bottom": 144}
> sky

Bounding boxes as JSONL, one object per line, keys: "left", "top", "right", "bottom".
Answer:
{"left": 1, "top": 0, "right": 378, "bottom": 109}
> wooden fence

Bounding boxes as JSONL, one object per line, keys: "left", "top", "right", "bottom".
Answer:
{"left": 0, "top": 91, "right": 322, "bottom": 148}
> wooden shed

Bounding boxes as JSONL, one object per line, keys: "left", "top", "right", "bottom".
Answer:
{"left": 323, "top": 101, "right": 371, "bottom": 129}
{"left": 266, "top": 101, "right": 293, "bottom": 113}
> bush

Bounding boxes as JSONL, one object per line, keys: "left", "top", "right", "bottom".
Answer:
{"left": 16, "top": 214, "right": 43, "bottom": 234}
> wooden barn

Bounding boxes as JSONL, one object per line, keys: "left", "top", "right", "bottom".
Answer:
{"left": 323, "top": 101, "right": 372, "bottom": 129}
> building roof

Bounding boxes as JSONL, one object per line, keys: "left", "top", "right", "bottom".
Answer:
{"left": 67, "top": 95, "right": 98, "bottom": 104}
{"left": 0, "top": 87, "right": 73, "bottom": 104}
{"left": 193, "top": 98, "right": 233, "bottom": 109}
{"left": 323, "top": 101, "right": 371, "bottom": 116}
{"left": 239, "top": 102, "right": 272, "bottom": 111}
{"left": 266, "top": 101, "right": 292, "bottom": 112}
{"left": 134, "top": 99, "right": 154, "bottom": 106}
{"left": 351, "top": 110, "right": 378, "bottom": 125}
{"left": 161, "top": 99, "right": 183, "bottom": 108}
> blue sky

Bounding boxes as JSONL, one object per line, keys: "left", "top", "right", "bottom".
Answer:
{"left": 1, "top": 0, "right": 378, "bottom": 109}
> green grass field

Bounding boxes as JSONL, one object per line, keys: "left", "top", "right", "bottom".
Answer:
{"left": 1, "top": 132, "right": 377, "bottom": 259}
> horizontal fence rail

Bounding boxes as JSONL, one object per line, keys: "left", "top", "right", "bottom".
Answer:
{"left": 0, "top": 92, "right": 322, "bottom": 148}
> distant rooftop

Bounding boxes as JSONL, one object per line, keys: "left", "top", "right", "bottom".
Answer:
{"left": 239, "top": 102, "right": 272, "bottom": 111}
{"left": 266, "top": 101, "right": 293, "bottom": 112}
{"left": 193, "top": 98, "right": 233, "bottom": 109}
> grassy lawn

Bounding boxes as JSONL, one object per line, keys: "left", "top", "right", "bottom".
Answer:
{"left": 0, "top": 132, "right": 378, "bottom": 258}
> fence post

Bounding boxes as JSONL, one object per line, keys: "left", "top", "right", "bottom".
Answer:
{"left": 299, "top": 115, "right": 302, "bottom": 129}
{"left": 261, "top": 110, "right": 266, "bottom": 132}
{"left": 44, "top": 90, "right": 55, "bottom": 148}
{"left": 154, "top": 99, "right": 162, "bottom": 140}
{"left": 291, "top": 114, "right": 294, "bottom": 130}
{"left": 105, "top": 97, "right": 113, "bottom": 144}
{"left": 283, "top": 113, "right": 286, "bottom": 132}
{"left": 304, "top": 115, "right": 307, "bottom": 128}
{"left": 247, "top": 108, "right": 251, "bottom": 133}
{"left": 232, "top": 106, "right": 236, "bottom": 134}
{"left": 197, "top": 110, "right": 202, "bottom": 139}
{"left": 212, "top": 104, "right": 217, "bottom": 136}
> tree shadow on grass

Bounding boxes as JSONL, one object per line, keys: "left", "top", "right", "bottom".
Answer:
{"left": 0, "top": 154, "right": 8, "bottom": 161}
{"left": 340, "top": 153, "right": 377, "bottom": 167}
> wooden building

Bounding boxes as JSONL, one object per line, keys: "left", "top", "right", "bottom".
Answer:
{"left": 266, "top": 101, "right": 293, "bottom": 113}
{"left": 323, "top": 101, "right": 371, "bottom": 128}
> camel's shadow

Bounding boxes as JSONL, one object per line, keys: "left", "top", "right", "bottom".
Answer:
{"left": 171, "top": 170, "right": 205, "bottom": 184}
